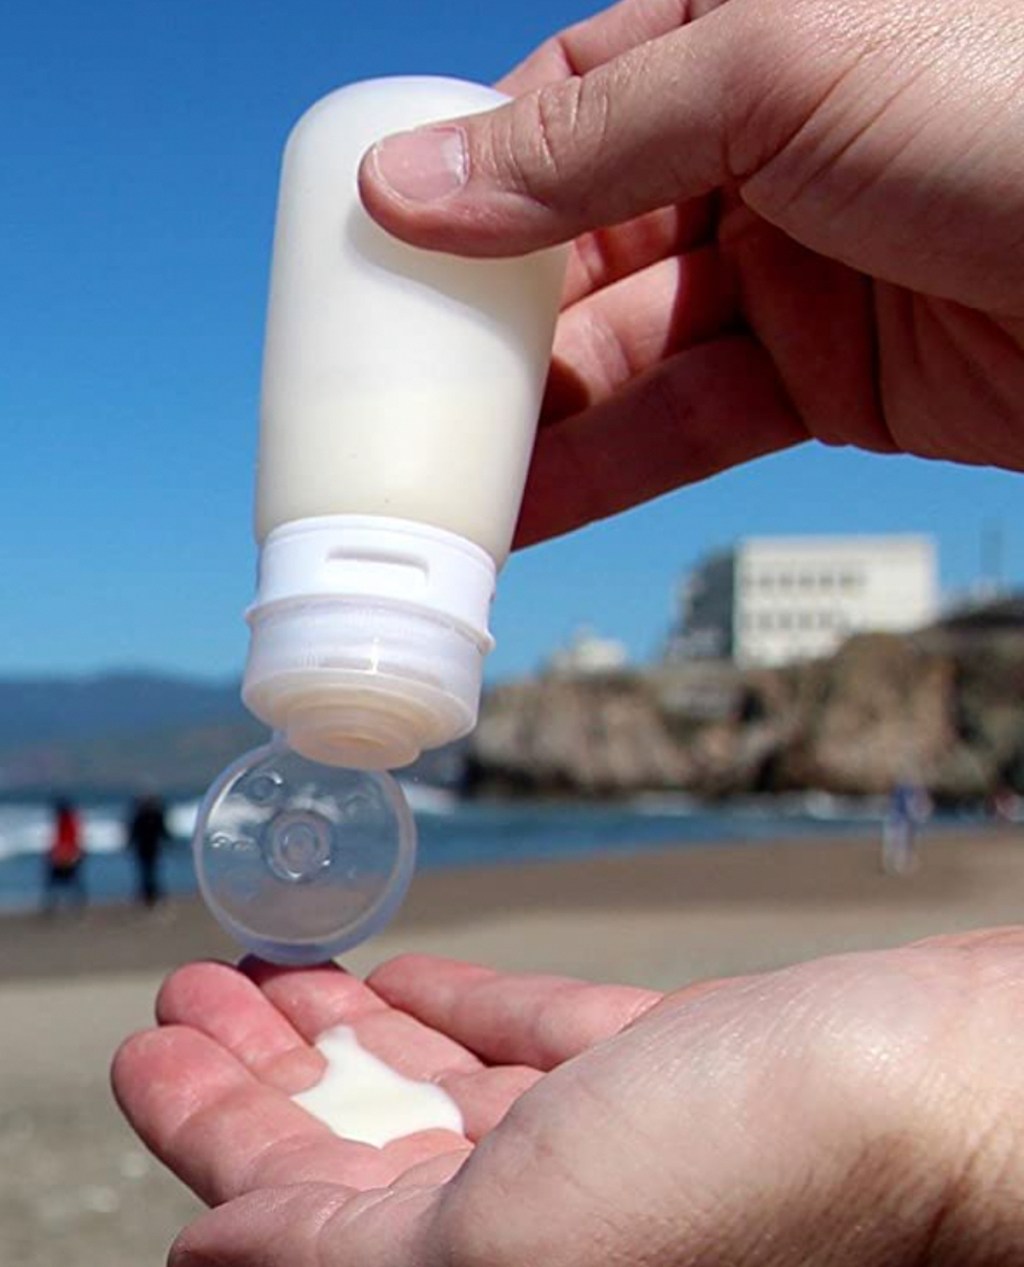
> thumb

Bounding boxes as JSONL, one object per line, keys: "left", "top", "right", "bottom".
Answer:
{"left": 357, "top": 6, "right": 805, "bottom": 255}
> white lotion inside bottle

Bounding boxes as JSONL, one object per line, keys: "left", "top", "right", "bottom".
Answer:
{"left": 244, "top": 77, "right": 567, "bottom": 770}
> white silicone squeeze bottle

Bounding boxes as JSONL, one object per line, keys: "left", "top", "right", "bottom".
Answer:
{"left": 192, "top": 77, "right": 566, "bottom": 964}
{"left": 243, "top": 76, "right": 567, "bottom": 772}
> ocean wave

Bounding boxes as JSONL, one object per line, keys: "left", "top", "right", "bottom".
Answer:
{"left": 0, "top": 801, "right": 194, "bottom": 861}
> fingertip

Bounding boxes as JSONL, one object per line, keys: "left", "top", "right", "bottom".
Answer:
{"left": 368, "top": 951, "right": 460, "bottom": 980}
{"left": 155, "top": 959, "right": 238, "bottom": 1025}
{"left": 356, "top": 143, "right": 461, "bottom": 250}
{"left": 362, "top": 125, "right": 468, "bottom": 207}
{"left": 356, "top": 126, "right": 570, "bottom": 258}
{"left": 109, "top": 1026, "right": 153, "bottom": 1104}
{"left": 110, "top": 1024, "right": 200, "bottom": 1118}
{"left": 367, "top": 954, "right": 495, "bottom": 1000}
{"left": 168, "top": 1189, "right": 298, "bottom": 1267}
{"left": 170, "top": 1184, "right": 361, "bottom": 1267}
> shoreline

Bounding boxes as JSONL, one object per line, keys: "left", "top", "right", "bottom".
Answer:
{"left": 2, "top": 823, "right": 1022, "bottom": 987}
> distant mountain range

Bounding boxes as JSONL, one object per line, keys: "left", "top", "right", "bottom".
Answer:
{"left": 0, "top": 672, "right": 260, "bottom": 797}
{"left": 0, "top": 671, "right": 466, "bottom": 797}
{"left": 0, "top": 672, "right": 247, "bottom": 751}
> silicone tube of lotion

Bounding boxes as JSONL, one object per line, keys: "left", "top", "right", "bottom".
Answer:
{"left": 243, "top": 77, "right": 568, "bottom": 770}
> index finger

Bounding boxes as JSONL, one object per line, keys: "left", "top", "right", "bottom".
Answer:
{"left": 368, "top": 955, "right": 660, "bottom": 1070}
{"left": 517, "top": 334, "right": 805, "bottom": 547}
{"left": 498, "top": 0, "right": 706, "bottom": 96}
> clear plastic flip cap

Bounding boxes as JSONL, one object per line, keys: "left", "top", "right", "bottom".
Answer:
{"left": 192, "top": 737, "right": 416, "bottom": 964}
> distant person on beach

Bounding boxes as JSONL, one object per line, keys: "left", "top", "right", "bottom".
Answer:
{"left": 881, "top": 781, "right": 932, "bottom": 877}
{"left": 42, "top": 797, "right": 85, "bottom": 913}
{"left": 126, "top": 794, "right": 169, "bottom": 908}
{"left": 114, "top": 0, "right": 1024, "bottom": 1261}
{"left": 990, "top": 784, "right": 1022, "bottom": 824}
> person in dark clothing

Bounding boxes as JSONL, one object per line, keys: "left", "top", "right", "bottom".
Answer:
{"left": 127, "top": 794, "right": 169, "bottom": 907}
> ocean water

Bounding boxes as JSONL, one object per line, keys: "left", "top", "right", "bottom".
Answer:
{"left": 0, "top": 786, "right": 900, "bottom": 914}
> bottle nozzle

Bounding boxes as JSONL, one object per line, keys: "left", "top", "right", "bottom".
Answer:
{"left": 284, "top": 699, "right": 427, "bottom": 770}
{"left": 242, "top": 515, "right": 496, "bottom": 770}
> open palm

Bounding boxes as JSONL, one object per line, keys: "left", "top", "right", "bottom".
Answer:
{"left": 115, "top": 934, "right": 1024, "bottom": 1266}
{"left": 112, "top": 954, "right": 657, "bottom": 1263}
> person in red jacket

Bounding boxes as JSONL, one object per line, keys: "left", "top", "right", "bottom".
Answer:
{"left": 42, "top": 798, "right": 86, "bottom": 913}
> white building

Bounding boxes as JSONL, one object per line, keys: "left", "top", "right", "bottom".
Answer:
{"left": 547, "top": 626, "right": 629, "bottom": 676}
{"left": 670, "top": 536, "right": 938, "bottom": 667}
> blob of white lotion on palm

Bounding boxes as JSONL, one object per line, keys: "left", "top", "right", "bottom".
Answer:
{"left": 292, "top": 1026, "right": 463, "bottom": 1147}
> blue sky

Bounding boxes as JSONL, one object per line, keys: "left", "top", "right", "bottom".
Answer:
{"left": 1, "top": 0, "right": 1020, "bottom": 684}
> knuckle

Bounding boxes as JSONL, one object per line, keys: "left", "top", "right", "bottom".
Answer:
{"left": 532, "top": 983, "right": 591, "bottom": 1061}
{"left": 497, "top": 79, "right": 596, "bottom": 206}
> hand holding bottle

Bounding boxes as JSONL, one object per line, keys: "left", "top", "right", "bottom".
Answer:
{"left": 113, "top": 933, "right": 1024, "bottom": 1266}
{"left": 114, "top": 2, "right": 1024, "bottom": 1260}
{"left": 358, "top": 0, "right": 1024, "bottom": 547}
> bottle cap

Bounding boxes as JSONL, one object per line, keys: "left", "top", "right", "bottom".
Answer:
{"left": 242, "top": 515, "right": 495, "bottom": 770}
{"left": 193, "top": 737, "right": 416, "bottom": 963}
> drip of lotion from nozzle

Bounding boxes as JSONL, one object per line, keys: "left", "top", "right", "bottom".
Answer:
{"left": 292, "top": 1026, "right": 463, "bottom": 1147}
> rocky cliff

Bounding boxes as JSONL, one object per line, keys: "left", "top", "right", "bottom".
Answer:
{"left": 467, "top": 628, "right": 1024, "bottom": 801}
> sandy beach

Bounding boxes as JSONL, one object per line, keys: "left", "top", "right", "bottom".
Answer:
{"left": 4, "top": 823, "right": 1024, "bottom": 1267}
